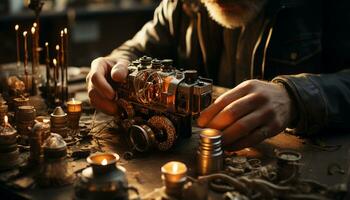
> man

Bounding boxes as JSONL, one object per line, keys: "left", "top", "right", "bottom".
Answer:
{"left": 86, "top": 0, "right": 350, "bottom": 150}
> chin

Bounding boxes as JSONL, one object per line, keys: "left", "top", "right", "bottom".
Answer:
{"left": 202, "top": 0, "right": 266, "bottom": 29}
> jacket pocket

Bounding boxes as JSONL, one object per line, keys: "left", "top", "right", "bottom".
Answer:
{"left": 268, "top": 33, "right": 321, "bottom": 66}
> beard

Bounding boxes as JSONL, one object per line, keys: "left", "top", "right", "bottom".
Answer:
{"left": 201, "top": 0, "right": 266, "bottom": 29}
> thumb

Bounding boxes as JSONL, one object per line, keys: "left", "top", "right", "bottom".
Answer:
{"left": 111, "top": 60, "right": 129, "bottom": 82}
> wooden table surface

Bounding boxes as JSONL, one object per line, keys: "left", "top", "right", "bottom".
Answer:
{"left": 0, "top": 86, "right": 349, "bottom": 199}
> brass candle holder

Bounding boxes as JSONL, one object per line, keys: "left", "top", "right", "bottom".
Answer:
{"left": 75, "top": 152, "right": 129, "bottom": 200}
{"left": 50, "top": 106, "right": 68, "bottom": 138}
{"left": 161, "top": 161, "right": 188, "bottom": 198}
{"left": 0, "top": 116, "right": 20, "bottom": 170}
{"left": 66, "top": 99, "right": 82, "bottom": 130}
{"left": 16, "top": 105, "right": 36, "bottom": 144}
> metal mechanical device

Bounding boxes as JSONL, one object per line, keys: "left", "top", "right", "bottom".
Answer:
{"left": 114, "top": 56, "right": 213, "bottom": 152}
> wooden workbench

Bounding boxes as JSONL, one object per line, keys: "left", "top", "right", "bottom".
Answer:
{"left": 0, "top": 87, "right": 349, "bottom": 199}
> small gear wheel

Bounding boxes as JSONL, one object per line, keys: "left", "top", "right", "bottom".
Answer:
{"left": 148, "top": 115, "right": 176, "bottom": 151}
{"left": 117, "top": 98, "right": 135, "bottom": 119}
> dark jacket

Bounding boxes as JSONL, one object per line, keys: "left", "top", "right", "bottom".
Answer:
{"left": 110, "top": 0, "right": 350, "bottom": 136}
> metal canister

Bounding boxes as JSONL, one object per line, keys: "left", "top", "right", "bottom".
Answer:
{"left": 197, "top": 128, "right": 223, "bottom": 175}
{"left": 50, "top": 106, "right": 68, "bottom": 138}
{"left": 16, "top": 105, "right": 36, "bottom": 141}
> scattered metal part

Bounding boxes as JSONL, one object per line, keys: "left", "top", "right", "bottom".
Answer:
{"left": 327, "top": 163, "right": 345, "bottom": 175}
{"left": 123, "top": 151, "right": 134, "bottom": 160}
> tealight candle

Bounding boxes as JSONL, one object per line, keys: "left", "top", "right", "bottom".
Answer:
{"left": 87, "top": 152, "right": 120, "bottom": 175}
{"left": 67, "top": 99, "right": 82, "bottom": 113}
{"left": 66, "top": 99, "right": 82, "bottom": 130}
{"left": 161, "top": 161, "right": 187, "bottom": 197}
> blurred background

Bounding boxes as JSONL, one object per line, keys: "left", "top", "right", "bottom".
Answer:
{"left": 0, "top": 0, "right": 160, "bottom": 67}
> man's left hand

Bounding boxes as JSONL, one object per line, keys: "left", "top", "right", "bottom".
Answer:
{"left": 197, "top": 80, "right": 296, "bottom": 150}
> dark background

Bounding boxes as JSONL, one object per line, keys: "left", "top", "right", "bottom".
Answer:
{"left": 0, "top": 0, "right": 159, "bottom": 67}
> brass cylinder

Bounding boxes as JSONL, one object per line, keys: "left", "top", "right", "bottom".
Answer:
{"left": 50, "top": 106, "right": 68, "bottom": 138}
{"left": 197, "top": 128, "right": 223, "bottom": 175}
{"left": 16, "top": 105, "right": 36, "bottom": 141}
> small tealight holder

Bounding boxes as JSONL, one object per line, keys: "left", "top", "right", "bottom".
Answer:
{"left": 0, "top": 116, "right": 20, "bottom": 170}
{"left": 75, "top": 152, "right": 129, "bottom": 200}
{"left": 66, "top": 99, "right": 82, "bottom": 130}
{"left": 161, "top": 161, "right": 187, "bottom": 198}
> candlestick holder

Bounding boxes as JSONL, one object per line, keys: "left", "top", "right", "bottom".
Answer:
{"left": 37, "top": 133, "right": 75, "bottom": 187}
{"left": 50, "top": 106, "right": 69, "bottom": 138}
{"left": 0, "top": 118, "right": 20, "bottom": 170}
{"left": 75, "top": 152, "right": 129, "bottom": 200}
{"left": 66, "top": 99, "right": 82, "bottom": 130}
{"left": 197, "top": 128, "right": 223, "bottom": 175}
{"left": 161, "top": 161, "right": 188, "bottom": 198}
{"left": 16, "top": 105, "right": 36, "bottom": 144}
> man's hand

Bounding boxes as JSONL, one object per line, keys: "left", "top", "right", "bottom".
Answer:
{"left": 197, "top": 80, "right": 295, "bottom": 150}
{"left": 86, "top": 57, "right": 129, "bottom": 115}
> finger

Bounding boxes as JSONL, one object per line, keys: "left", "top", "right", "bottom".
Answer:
{"left": 111, "top": 60, "right": 129, "bottom": 83}
{"left": 222, "top": 106, "right": 273, "bottom": 146}
{"left": 90, "top": 61, "right": 116, "bottom": 100}
{"left": 206, "top": 93, "right": 267, "bottom": 130}
{"left": 88, "top": 88, "right": 118, "bottom": 115}
{"left": 197, "top": 85, "right": 249, "bottom": 127}
{"left": 225, "top": 127, "right": 270, "bottom": 151}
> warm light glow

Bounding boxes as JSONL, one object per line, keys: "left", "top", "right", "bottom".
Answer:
{"left": 161, "top": 161, "right": 187, "bottom": 183}
{"left": 31, "top": 27, "right": 35, "bottom": 34}
{"left": 60, "top": 30, "right": 64, "bottom": 37}
{"left": 23, "top": 31, "right": 27, "bottom": 37}
{"left": 172, "top": 162, "right": 179, "bottom": 173}
{"left": 56, "top": 45, "right": 60, "bottom": 50}
{"left": 53, "top": 58, "right": 57, "bottom": 66}
{"left": 33, "top": 22, "right": 37, "bottom": 28}
{"left": 64, "top": 28, "right": 68, "bottom": 34}
{"left": 67, "top": 99, "right": 82, "bottom": 112}
{"left": 15, "top": 24, "right": 19, "bottom": 31}
{"left": 45, "top": 42, "right": 48, "bottom": 47}
{"left": 101, "top": 159, "right": 108, "bottom": 166}
{"left": 4, "top": 115, "right": 8, "bottom": 127}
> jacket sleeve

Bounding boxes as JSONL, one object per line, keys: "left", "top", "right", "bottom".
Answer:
{"left": 108, "top": 0, "right": 182, "bottom": 61}
{"left": 272, "top": 70, "right": 350, "bottom": 136}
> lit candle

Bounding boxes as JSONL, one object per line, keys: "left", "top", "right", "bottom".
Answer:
{"left": 15, "top": 25, "right": 20, "bottom": 70}
{"left": 31, "top": 27, "right": 36, "bottom": 76}
{"left": 161, "top": 161, "right": 187, "bottom": 183}
{"left": 161, "top": 161, "right": 187, "bottom": 198}
{"left": 23, "top": 31, "right": 29, "bottom": 77}
{"left": 87, "top": 152, "right": 120, "bottom": 175}
{"left": 45, "top": 42, "right": 51, "bottom": 95}
{"left": 66, "top": 99, "right": 82, "bottom": 113}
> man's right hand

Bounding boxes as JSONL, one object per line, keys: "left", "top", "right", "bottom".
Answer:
{"left": 86, "top": 57, "right": 130, "bottom": 115}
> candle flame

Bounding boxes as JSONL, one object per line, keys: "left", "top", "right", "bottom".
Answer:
{"left": 101, "top": 159, "right": 108, "bottom": 166}
{"left": 172, "top": 162, "right": 179, "bottom": 173}
{"left": 33, "top": 22, "right": 37, "bottom": 28}
{"left": 15, "top": 24, "right": 19, "bottom": 31}
{"left": 23, "top": 31, "right": 27, "bottom": 37}
{"left": 53, "top": 58, "right": 57, "bottom": 66}
{"left": 60, "top": 30, "right": 64, "bottom": 36}
{"left": 45, "top": 42, "right": 49, "bottom": 47}
{"left": 31, "top": 27, "right": 35, "bottom": 34}
{"left": 64, "top": 28, "right": 68, "bottom": 34}
{"left": 56, "top": 45, "right": 60, "bottom": 50}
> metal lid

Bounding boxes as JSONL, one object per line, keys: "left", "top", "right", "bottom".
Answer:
{"left": 51, "top": 106, "right": 67, "bottom": 117}
{"left": 43, "top": 133, "right": 67, "bottom": 158}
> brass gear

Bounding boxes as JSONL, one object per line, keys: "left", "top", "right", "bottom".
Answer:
{"left": 117, "top": 98, "right": 135, "bottom": 119}
{"left": 148, "top": 116, "right": 176, "bottom": 151}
